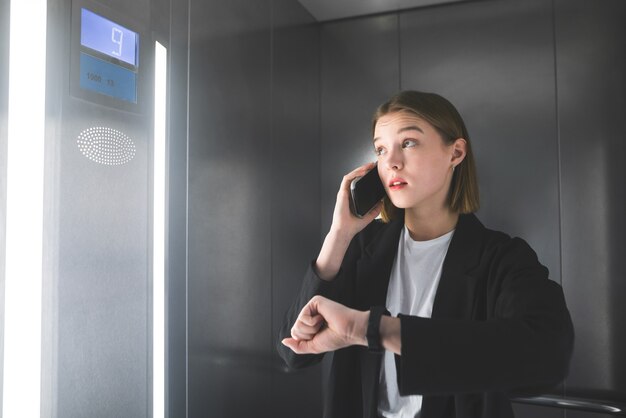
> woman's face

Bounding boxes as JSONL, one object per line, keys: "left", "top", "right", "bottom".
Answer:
{"left": 373, "top": 111, "right": 464, "bottom": 214}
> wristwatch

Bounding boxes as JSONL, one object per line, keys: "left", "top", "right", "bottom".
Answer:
{"left": 366, "top": 306, "right": 390, "bottom": 353}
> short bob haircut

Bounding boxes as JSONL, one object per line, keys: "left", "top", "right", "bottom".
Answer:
{"left": 372, "top": 91, "right": 480, "bottom": 222}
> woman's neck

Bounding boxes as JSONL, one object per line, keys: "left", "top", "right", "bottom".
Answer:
{"left": 403, "top": 206, "right": 459, "bottom": 241}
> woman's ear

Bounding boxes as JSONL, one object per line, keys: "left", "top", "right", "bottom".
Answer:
{"left": 451, "top": 138, "right": 467, "bottom": 167}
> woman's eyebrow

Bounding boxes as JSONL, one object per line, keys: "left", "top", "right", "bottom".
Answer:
{"left": 397, "top": 125, "right": 424, "bottom": 135}
{"left": 373, "top": 125, "right": 424, "bottom": 143}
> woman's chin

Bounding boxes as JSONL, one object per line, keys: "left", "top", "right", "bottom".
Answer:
{"left": 388, "top": 197, "right": 412, "bottom": 210}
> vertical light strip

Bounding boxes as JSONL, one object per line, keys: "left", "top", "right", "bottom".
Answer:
{"left": 153, "top": 41, "right": 167, "bottom": 418}
{"left": 3, "top": 0, "right": 47, "bottom": 417}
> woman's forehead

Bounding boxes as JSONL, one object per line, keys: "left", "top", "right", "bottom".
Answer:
{"left": 374, "top": 112, "right": 433, "bottom": 135}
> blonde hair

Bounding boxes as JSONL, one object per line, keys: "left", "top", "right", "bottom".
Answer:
{"left": 372, "top": 91, "right": 480, "bottom": 222}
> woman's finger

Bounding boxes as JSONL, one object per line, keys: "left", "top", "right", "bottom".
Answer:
{"left": 282, "top": 338, "right": 313, "bottom": 355}
{"left": 363, "top": 200, "right": 383, "bottom": 221}
{"left": 290, "top": 328, "right": 316, "bottom": 341}
{"left": 299, "top": 313, "right": 324, "bottom": 327}
{"left": 339, "top": 162, "right": 376, "bottom": 192}
{"left": 291, "top": 320, "right": 322, "bottom": 339}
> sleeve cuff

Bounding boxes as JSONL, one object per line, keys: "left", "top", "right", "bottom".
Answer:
{"left": 395, "top": 314, "right": 434, "bottom": 396}
{"left": 301, "top": 260, "right": 340, "bottom": 299}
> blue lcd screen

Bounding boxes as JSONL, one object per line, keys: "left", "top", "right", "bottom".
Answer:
{"left": 81, "top": 8, "right": 138, "bottom": 67}
{"left": 80, "top": 53, "right": 137, "bottom": 103}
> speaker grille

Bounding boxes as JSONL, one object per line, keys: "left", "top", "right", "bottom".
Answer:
{"left": 77, "top": 127, "right": 136, "bottom": 166}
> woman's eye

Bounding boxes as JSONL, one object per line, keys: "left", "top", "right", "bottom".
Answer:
{"left": 374, "top": 147, "right": 386, "bottom": 156}
{"left": 402, "top": 139, "right": 417, "bottom": 148}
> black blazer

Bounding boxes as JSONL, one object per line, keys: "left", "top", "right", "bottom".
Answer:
{"left": 278, "top": 213, "right": 574, "bottom": 418}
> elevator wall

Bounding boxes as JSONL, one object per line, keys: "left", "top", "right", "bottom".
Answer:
{"left": 167, "top": 0, "right": 190, "bottom": 417}
{"left": 0, "top": 0, "right": 9, "bottom": 407}
{"left": 555, "top": 0, "right": 626, "bottom": 413}
{"left": 186, "top": 0, "right": 320, "bottom": 417}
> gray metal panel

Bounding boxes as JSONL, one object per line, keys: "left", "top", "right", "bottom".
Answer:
{"left": 555, "top": 0, "right": 626, "bottom": 402}
{"left": 512, "top": 403, "right": 563, "bottom": 418}
{"left": 567, "top": 412, "right": 614, "bottom": 418}
{"left": 168, "top": 0, "right": 190, "bottom": 417}
{"left": 42, "top": 2, "right": 71, "bottom": 416}
{"left": 150, "top": 0, "right": 170, "bottom": 39}
{"left": 271, "top": 2, "right": 321, "bottom": 417}
{"left": 89, "top": 0, "right": 150, "bottom": 23}
{"left": 48, "top": 0, "right": 153, "bottom": 416}
{"left": 55, "top": 103, "right": 150, "bottom": 418}
{"left": 298, "top": 0, "right": 465, "bottom": 22}
{"left": 187, "top": 0, "right": 272, "bottom": 416}
{"left": 400, "top": 0, "right": 561, "bottom": 284}
{"left": 0, "top": 0, "right": 9, "bottom": 409}
{"left": 320, "top": 14, "right": 400, "bottom": 236}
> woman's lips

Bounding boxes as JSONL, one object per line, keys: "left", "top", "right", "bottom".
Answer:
{"left": 388, "top": 178, "right": 407, "bottom": 191}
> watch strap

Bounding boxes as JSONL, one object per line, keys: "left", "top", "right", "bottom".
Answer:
{"left": 366, "top": 306, "right": 390, "bottom": 353}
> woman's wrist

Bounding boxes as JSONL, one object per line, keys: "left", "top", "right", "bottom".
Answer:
{"left": 348, "top": 310, "right": 402, "bottom": 354}
{"left": 315, "top": 229, "right": 354, "bottom": 281}
{"left": 380, "top": 315, "right": 401, "bottom": 355}
{"left": 349, "top": 310, "right": 369, "bottom": 347}
{"left": 326, "top": 226, "right": 355, "bottom": 246}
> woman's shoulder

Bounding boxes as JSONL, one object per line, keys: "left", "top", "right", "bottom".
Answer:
{"left": 463, "top": 214, "right": 544, "bottom": 270}
{"left": 461, "top": 213, "right": 529, "bottom": 246}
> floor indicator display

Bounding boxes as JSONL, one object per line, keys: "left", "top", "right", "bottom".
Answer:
{"left": 79, "top": 8, "right": 138, "bottom": 103}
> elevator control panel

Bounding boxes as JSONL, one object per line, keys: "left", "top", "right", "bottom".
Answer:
{"left": 70, "top": 0, "right": 144, "bottom": 112}
{"left": 79, "top": 8, "right": 139, "bottom": 103}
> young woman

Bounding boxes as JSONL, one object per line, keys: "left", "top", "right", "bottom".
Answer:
{"left": 277, "top": 91, "right": 574, "bottom": 418}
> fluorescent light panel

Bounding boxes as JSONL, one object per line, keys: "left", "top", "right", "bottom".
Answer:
{"left": 153, "top": 41, "right": 167, "bottom": 418}
{"left": 3, "top": 0, "right": 47, "bottom": 417}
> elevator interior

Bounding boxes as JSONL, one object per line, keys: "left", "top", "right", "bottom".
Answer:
{"left": 0, "top": 0, "right": 625, "bottom": 417}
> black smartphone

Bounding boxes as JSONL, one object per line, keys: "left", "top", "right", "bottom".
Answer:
{"left": 349, "top": 165, "right": 387, "bottom": 218}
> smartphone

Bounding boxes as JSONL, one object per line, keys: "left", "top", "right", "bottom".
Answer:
{"left": 349, "top": 165, "right": 387, "bottom": 218}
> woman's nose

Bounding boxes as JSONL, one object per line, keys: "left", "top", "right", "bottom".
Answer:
{"left": 384, "top": 149, "right": 403, "bottom": 171}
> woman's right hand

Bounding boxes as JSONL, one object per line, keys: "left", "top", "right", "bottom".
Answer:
{"left": 329, "top": 162, "right": 383, "bottom": 240}
{"left": 315, "top": 162, "right": 383, "bottom": 281}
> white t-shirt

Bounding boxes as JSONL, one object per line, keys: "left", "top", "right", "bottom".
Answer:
{"left": 377, "top": 225, "right": 454, "bottom": 418}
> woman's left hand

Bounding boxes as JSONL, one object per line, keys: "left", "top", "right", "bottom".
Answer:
{"left": 282, "top": 295, "right": 368, "bottom": 355}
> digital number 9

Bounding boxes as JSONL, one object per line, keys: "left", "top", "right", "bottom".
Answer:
{"left": 111, "top": 27, "right": 123, "bottom": 57}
